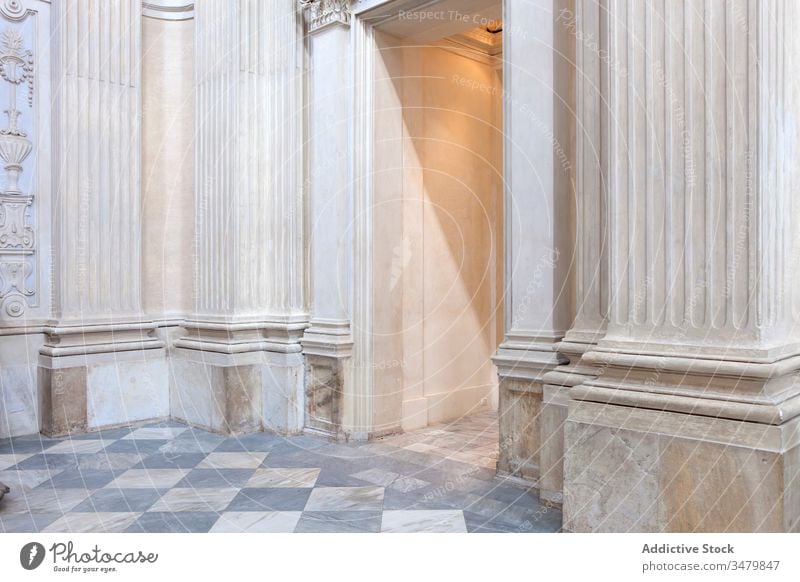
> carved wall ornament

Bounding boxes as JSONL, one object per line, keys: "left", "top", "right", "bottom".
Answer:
{"left": 0, "top": 0, "right": 26, "bottom": 22}
{"left": 299, "top": 0, "right": 351, "bottom": 33}
{"left": 0, "top": 25, "right": 34, "bottom": 319}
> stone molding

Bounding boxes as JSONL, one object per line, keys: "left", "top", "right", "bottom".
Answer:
{"left": 301, "top": 319, "right": 354, "bottom": 359}
{"left": 176, "top": 318, "right": 309, "bottom": 355}
{"left": 39, "top": 322, "right": 165, "bottom": 358}
{"left": 142, "top": 1, "right": 194, "bottom": 21}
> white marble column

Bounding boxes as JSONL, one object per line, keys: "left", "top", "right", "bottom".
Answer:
{"left": 299, "top": 0, "right": 355, "bottom": 439}
{"left": 492, "top": 0, "right": 574, "bottom": 484}
{"left": 539, "top": 0, "right": 608, "bottom": 506}
{"left": 173, "top": 0, "right": 307, "bottom": 435}
{"left": 40, "top": 0, "right": 167, "bottom": 436}
{"left": 563, "top": 0, "right": 800, "bottom": 532}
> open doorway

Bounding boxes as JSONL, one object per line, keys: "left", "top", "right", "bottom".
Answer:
{"left": 367, "top": 2, "right": 504, "bottom": 434}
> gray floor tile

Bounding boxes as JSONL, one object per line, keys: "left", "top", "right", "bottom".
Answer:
{"left": 71, "top": 488, "right": 164, "bottom": 513}
{"left": 43, "top": 512, "right": 142, "bottom": 533}
{"left": 159, "top": 431, "right": 225, "bottom": 454}
{"left": 125, "top": 512, "right": 219, "bottom": 533}
{"left": 68, "top": 427, "right": 134, "bottom": 441}
{"left": 463, "top": 512, "right": 521, "bottom": 533}
{"left": 133, "top": 452, "right": 207, "bottom": 469}
{"left": 305, "top": 487, "right": 384, "bottom": 511}
{"left": 313, "top": 467, "right": 373, "bottom": 487}
{"left": 211, "top": 511, "right": 301, "bottom": 533}
{"left": 12, "top": 454, "right": 80, "bottom": 471}
{"left": 295, "top": 511, "right": 382, "bottom": 533}
{"left": 0, "top": 438, "right": 60, "bottom": 455}
{"left": 174, "top": 468, "right": 256, "bottom": 489}
{"left": 226, "top": 487, "right": 312, "bottom": 511}
{"left": 38, "top": 469, "right": 123, "bottom": 490}
{"left": 0, "top": 513, "right": 62, "bottom": 533}
{"left": 104, "top": 440, "right": 169, "bottom": 455}
{"left": 214, "top": 435, "right": 280, "bottom": 453}
{"left": 76, "top": 453, "right": 146, "bottom": 471}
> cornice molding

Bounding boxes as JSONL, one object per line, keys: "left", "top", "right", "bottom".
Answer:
{"left": 299, "top": 0, "right": 350, "bottom": 33}
{"left": 142, "top": 1, "right": 193, "bottom": 21}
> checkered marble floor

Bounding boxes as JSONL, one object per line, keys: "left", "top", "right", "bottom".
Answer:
{"left": 0, "top": 411, "right": 561, "bottom": 533}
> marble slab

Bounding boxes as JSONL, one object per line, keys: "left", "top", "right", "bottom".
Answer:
{"left": 46, "top": 440, "right": 109, "bottom": 455}
{"left": 245, "top": 468, "right": 320, "bottom": 488}
{"left": 197, "top": 452, "right": 268, "bottom": 470}
{"left": 148, "top": 487, "right": 239, "bottom": 512}
{"left": 43, "top": 512, "right": 142, "bottom": 533}
{"left": 123, "top": 427, "right": 188, "bottom": 440}
{"left": 381, "top": 510, "right": 467, "bottom": 533}
{"left": 210, "top": 511, "right": 302, "bottom": 533}
{"left": 305, "top": 487, "right": 385, "bottom": 511}
{"left": 106, "top": 469, "right": 190, "bottom": 489}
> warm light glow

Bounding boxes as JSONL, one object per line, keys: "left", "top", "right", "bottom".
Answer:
{"left": 486, "top": 20, "right": 503, "bottom": 34}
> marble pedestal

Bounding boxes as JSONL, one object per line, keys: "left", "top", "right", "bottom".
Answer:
{"left": 493, "top": 343, "right": 566, "bottom": 487}
{"left": 303, "top": 354, "right": 349, "bottom": 440}
{"left": 38, "top": 349, "right": 169, "bottom": 437}
{"left": 562, "top": 399, "right": 800, "bottom": 532}
{"left": 170, "top": 349, "right": 304, "bottom": 436}
{"left": 539, "top": 340, "right": 605, "bottom": 507}
{"left": 497, "top": 377, "right": 542, "bottom": 485}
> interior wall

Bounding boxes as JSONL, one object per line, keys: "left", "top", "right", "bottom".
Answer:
{"left": 141, "top": 17, "right": 195, "bottom": 319}
{"left": 372, "top": 32, "right": 504, "bottom": 433}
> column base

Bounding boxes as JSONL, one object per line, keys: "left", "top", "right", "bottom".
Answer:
{"left": 171, "top": 349, "right": 304, "bottom": 436}
{"left": 538, "top": 336, "right": 605, "bottom": 508}
{"left": 493, "top": 340, "right": 566, "bottom": 485}
{"left": 39, "top": 349, "right": 168, "bottom": 437}
{"left": 563, "top": 399, "right": 800, "bottom": 532}
{"left": 301, "top": 320, "right": 353, "bottom": 440}
{"left": 303, "top": 353, "right": 349, "bottom": 440}
{"left": 497, "top": 377, "right": 542, "bottom": 484}
{"left": 538, "top": 384, "right": 568, "bottom": 507}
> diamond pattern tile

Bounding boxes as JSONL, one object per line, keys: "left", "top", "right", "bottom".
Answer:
{"left": 0, "top": 412, "right": 560, "bottom": 532}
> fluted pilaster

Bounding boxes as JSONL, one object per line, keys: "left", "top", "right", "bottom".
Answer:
{"left": 40, "top": 0, "right": 167, "bottom": 436}
{"left": 179, "top": 0, "right": 306, "bottom": 352}
{"left": 46, "top": 0, "right": 161, "bottom": 355}
{"left": 563, "top": 0, "right": 800, "bottom": 533}
{"left": 171, "top": 0, "right": 306, "bottom": 435}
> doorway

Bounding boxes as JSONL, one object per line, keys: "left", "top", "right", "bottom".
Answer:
{"left": 363, "top": 1, "right": 504, "bottom": 435}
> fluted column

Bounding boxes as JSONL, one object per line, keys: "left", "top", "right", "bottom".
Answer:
{"left": 172, "top": 0, "right": 306, "bottom": 435}
{"left": 563, "top": 0, "right": 800, "bottom": 532}
{"left": 492, "top": 0, "right": 574, "bottom": 484}
{"left": 40, "top": 0, "right": 167, "bottom": 436}
{"left": 299, "top": 0, "right": 355, "bottom": 439}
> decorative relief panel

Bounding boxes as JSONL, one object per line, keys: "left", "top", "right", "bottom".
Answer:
{"left": 0, "top": 0, "right": 48, "bottom": 323}
{"left": 0, "top": 25, "right": 33, "bottom": 319}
